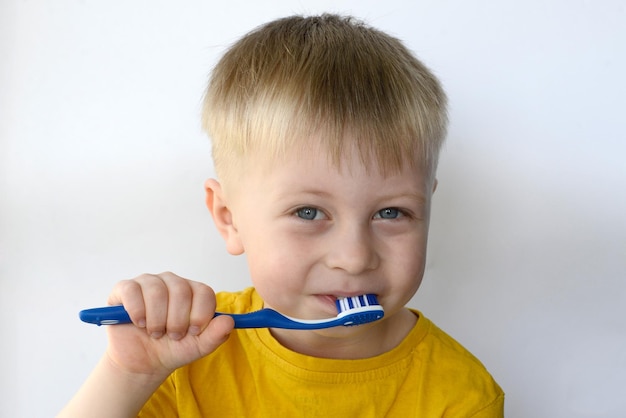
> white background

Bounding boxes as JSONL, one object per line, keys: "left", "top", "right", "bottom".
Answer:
{"left": 1, "top": 1, "right": 625, "bottom": 417}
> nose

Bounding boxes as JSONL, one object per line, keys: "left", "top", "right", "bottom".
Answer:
{"left": 324, "top": 223, "right": 379, "bottom": 275}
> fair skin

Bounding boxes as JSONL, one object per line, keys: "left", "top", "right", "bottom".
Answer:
{"left": 58, "top": 141, "right": 436, "bottom": 417}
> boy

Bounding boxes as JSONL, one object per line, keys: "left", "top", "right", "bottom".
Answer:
{"left": 59, "top": 14, "right": 504, "bottom": 417}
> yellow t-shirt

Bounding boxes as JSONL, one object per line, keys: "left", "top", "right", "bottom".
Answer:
{"left": 139, "top": 287, "right": 504, "bottom": 417}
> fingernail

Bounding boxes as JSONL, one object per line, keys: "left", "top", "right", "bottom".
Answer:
{"left": 137, "top": 319, "right": 146, "bottom": 328}
{"left": 168, "top": 332, "right": 183, "bottom": 341}
{"left": 150, "top": 331, "right": 164, "bottom": 339}
{"left": 188, "top": 326, "right": 200, "bottom": 336}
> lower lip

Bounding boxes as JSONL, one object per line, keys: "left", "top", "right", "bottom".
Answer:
{"left": 316, "top": 295, "right": 340, "bottom": 312}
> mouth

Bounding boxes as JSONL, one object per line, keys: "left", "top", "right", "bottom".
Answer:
{"left": 315, "top": 293, "right": 380, "bottom": 315}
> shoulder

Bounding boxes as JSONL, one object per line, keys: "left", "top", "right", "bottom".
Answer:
{"left": 412, "top": 311, "right": 493, "bottom": 373}
{"left": 409, "top": 311, "right": 505, "bottom": 416}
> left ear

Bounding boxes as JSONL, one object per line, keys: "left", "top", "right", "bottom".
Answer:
{"left": 204, "top": 179, "right": 244, "bottom": 255}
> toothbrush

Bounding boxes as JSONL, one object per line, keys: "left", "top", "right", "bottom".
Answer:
{"left": 79, "top": 294, "right": 384, "bottom": 330}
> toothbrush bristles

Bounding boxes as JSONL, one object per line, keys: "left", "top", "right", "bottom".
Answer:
{"left": 335, "top": 294, "right": 384, "bottom": 326}
{"left": 336, "top": 294, "right": 379, "bottom": 312}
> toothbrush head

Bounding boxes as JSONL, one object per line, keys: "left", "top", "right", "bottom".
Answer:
{"left": 335, "top": 294, "right": 384, "bottom": 326}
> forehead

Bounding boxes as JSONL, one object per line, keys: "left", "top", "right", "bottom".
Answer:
{"left": 247, "top": 139, "right": 432, "bottom": 185}
{"left": 252, "top": 132, "right": 432, "bottom": 178}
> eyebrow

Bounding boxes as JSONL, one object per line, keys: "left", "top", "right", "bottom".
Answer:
{"left": 274, "top": 188, "right": 428, "bottom": 205}
{"left": 392, "top": 193, "right": 428, "bottom": 204}
{"left": 271, "top": 188, "right": 332, "bottom": 201}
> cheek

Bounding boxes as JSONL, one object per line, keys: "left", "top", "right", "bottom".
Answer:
{"left": 246, "top": 249, "right": 311, "bottom": 311}
{"left": 244, "top": 236, "right": 308, "bottom": 288}
{"left": 385, "top": 231, "right": 429, "bottom": 282}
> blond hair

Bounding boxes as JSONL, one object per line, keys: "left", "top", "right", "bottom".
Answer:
{"left": 202, "top": 14, "right": 447, "bottom": 183}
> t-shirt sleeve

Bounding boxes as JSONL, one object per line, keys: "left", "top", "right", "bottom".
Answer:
{"left": 468, "top": 391, "right": 505, "bottom": 418}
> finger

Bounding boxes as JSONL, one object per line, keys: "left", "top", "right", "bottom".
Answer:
{"left": 187, "top": 281, "right": 216, "bottom": 336}
{"left": 108, "top": 279, "right": 147, "bottom": 328}
{"left": 160, "top": 272, "right": 193, "bottom": 340}
{"left": 135, "top": 274, "right": 169, "bottom": 338}
{"left": 196, "top": 314, "right": 234, "bottom": 356}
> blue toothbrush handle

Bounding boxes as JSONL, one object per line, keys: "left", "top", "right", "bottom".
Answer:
{"left": 79, "top": 305, "right": 341, "bottom": 329}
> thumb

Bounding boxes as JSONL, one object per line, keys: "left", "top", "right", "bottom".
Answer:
{"left": 196, "top": 315, "right": 235, "bottom": 355}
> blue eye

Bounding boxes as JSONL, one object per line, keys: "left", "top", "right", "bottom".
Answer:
{"left": 376, "top": 208, "right": 400, "bottom": 219}
{"left": 296, "top": 207, "right": 320, "bottom": 220}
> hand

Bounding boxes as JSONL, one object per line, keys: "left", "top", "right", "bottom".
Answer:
{"left": 103, "top": 272, "right": 234, "bottom": 379}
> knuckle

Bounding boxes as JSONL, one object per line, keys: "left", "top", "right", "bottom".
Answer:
{"left": 158, "top": 271, "right": 181, "bottom": 281}
{"left": 169, "top": 280, "right": 193, "bottom": 300}
{"left": 114, "top": 279, "right": 137, "bottom": 293}
{"left": 192, "top": 282, "right": 215, "bottom": 298}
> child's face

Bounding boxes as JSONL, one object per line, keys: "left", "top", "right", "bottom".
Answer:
{"left": 208, "top": 141, "right": 435, "bottom": 350}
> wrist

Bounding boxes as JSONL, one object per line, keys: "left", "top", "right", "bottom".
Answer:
{"left": 101, "top": 351, "right": 171, "bottom": 388}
